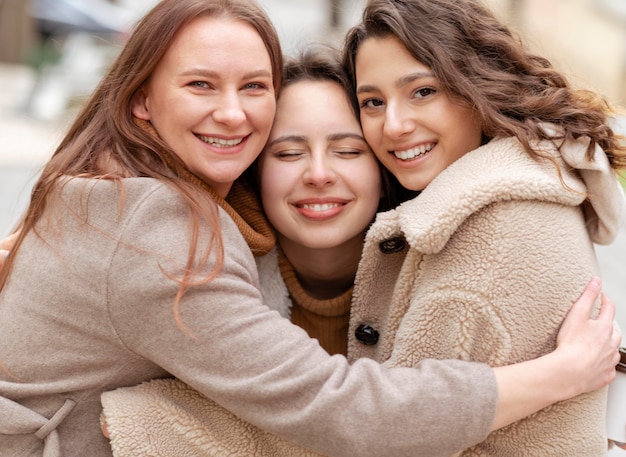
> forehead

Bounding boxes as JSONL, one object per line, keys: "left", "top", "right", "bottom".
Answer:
{"left": 355, "top": 35, "right": 430, "bottom": 81}
{"left": 272, "top": 80, "right": 359, "bottom": 130}
{"left": 161, "top": 15, "right": 270, "bottom": 69}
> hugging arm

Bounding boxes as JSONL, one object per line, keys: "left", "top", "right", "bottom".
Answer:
{"left": 490, "top": 278, "right": 620, "bottom": 431}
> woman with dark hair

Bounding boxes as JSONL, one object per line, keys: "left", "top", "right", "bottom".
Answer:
{"left": 341, "top": 0, "right": 626, "bottom": 455}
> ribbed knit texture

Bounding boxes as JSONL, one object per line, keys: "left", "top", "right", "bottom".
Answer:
{"left": 277, "top": 248, "right": 351, "bottom": 356}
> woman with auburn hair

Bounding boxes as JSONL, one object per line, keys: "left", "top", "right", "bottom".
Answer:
{"left": 0, "top": 1, "right": 620, "bottom": 456}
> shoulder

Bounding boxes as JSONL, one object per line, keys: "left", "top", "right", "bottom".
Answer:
{"left": 52, "top": 176, "right": 251, "bottom": 262}
{"left": 388, "top": 138, "right": 586, "bottom": 252}
{"left": 255, "top": 247, "right": 292, "bottom": 318}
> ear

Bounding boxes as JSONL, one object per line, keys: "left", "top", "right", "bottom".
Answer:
{"left": 131, "top": 87, "right": 151, "bottom": 120}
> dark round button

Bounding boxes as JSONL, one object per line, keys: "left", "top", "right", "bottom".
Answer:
{"left": 379, "top": 237, "right": 406, "bottom": 254}
{"left": 355, "top": 324, "right": 379, "bottom": 346}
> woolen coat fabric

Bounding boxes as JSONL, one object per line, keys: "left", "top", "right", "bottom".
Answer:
{"left": 348, "top": 134, "right": 625, "bottom": 456}
{"left": 0, "top": 177, "right": 497, "bottom": 457}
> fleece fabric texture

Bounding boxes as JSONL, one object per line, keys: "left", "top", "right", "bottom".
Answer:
{"left": 0, "top": 177, "right": 497, "bottom": 457}
{"left": 348, "top": 134, "right": 625, "bottom": 457}
{"left": 99, "top": 133, "right": 625, "bottom": 457}
{"left": 102, "top": 378, "right": 323, "bottom": 457}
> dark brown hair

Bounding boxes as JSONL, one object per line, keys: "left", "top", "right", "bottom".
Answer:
{"left": 343, "top": 0, "right": 626, "bottom": 171}
{"left": 0, "top": 0, "right": 283, "bottom": 302}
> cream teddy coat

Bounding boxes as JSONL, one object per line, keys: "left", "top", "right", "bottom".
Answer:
{"left": 348, "top": 134, "right": 625, "bottom": 456}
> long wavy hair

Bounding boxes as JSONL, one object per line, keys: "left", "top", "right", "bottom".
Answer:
{"left": 0, "top": 0, "right": 283, "bottom": 301}
{"left": 343, "top": 0, "right": 626, "bottom": 172}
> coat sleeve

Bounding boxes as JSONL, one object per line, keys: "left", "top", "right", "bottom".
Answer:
{"left": 104, "top": 185, "right": 497, "bottom": 457}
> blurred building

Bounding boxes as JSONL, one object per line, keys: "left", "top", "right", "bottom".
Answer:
{"left": 0, "top": 0, "right": 625, "bottom": 117}
{"left": 486, "top": 0, "right": 626, "bottom": 106}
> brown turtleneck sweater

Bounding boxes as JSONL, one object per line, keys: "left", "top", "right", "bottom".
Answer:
{"left": 276, "top": 249, "right": 352, "bottom": 356}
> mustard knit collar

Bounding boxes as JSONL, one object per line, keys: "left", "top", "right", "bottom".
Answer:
{"left": 277, "top": 247, "right": 352, "bottom": 316}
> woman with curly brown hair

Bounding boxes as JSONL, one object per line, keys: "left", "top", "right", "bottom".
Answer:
{"left": 342, "top": 0, "right": 626, "bottom": 455}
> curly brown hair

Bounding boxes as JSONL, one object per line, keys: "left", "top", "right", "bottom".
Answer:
{"left": 343, "top": 0, "right": 626, "bottom": 171}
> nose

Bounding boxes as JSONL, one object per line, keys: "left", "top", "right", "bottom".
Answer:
{"left": 212, "top": 90, "right": 246, "bottom": 127}
{"left": 303, "top": 152, "right": 337, "bottom": 187}
{"left": 383, "top": 100, "right": 414, "bottom": 140}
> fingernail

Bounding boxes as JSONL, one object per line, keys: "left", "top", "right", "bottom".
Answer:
{"left": 1, "top": 250, "right": 8, "bottom": 260}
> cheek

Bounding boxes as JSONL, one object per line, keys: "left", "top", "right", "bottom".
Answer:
{"left": 260, "top": 163, "right": 288, "bottom": 205}
{"left": 360, "top": 118, "right": 387, "bottom": 158}
{"left": 250, "top": 98, "right": 277, "bottom": 132}
{"left": 351, "top": 164, "right": 383, "bottom": 206}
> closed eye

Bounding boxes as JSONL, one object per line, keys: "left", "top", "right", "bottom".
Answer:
{"left": 275, "top": 149, "right": 305, "bottom": 160}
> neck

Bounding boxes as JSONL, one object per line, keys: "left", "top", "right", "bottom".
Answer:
{"left": 278, "top": 234, "right": 364, "bottom": 300}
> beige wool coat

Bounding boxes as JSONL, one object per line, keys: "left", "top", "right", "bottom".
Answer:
{"left": 0, "top": 177, "right": 497, "bottom": 457}
{"left": 348, "top": 133, "right": 625, "bottom": 456}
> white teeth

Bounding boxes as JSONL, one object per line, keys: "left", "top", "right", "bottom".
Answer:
{"left": 393, "top": 143, "right": 435, "bottom": 160}
{"left": 301, "top": 203, "right": 341, "bottom": 212}
{"left": 197, "top": 135, "right": 243, "bottom": 147}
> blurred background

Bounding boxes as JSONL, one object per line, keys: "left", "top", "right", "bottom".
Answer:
{"left": 0, "top": 0, "right": 625, "bottom": 386}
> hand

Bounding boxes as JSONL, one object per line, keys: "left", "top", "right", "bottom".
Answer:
{"left": 610, "top": 440, "right": 626, "bottom": 450}
{"left": 0, "top": 231, "right": 18, "bottom": 251}
{"left": 0, "top": 250, "right": 8, "bottom": 268}
{"left": 555, "top": 277, "right": 621, "bottom": 394}
{"left": 0, "top": 231, "right": 18, "bottom": 268}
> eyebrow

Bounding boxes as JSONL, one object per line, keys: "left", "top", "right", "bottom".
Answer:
{"left": 265, "top": 134, "right": 306, "bottom": 148}
{"left": 266, "top": 132, "right": 366, "bottom": 148}
{"left": 180, "top": 68, "right": 272, "bottom": 79}
{"left": 356, "top": 70, "right": 435, "bottom": 95}
{"left": 327, "top": 132, "right": 366, "bottom": 142}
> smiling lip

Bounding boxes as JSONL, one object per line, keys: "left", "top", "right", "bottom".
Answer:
{"left": 391, "top": 142, "right": 436, "bottom": 161}
{"left": 195, "top": 133, "right": 249, "bottom": 151}
{"left": 293, "top": 199, "right": 349, "bottom": 220}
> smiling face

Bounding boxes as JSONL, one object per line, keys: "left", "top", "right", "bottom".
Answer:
{"left": 132, "top": 15, "right": 276, "bottom": 197}
{"left": 259, "top": 80, "right": 381, "bottom": 254}
{"left": 355, "top": 35, "right": 483, "bottom": 191}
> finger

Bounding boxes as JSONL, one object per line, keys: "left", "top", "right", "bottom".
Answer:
{"left": 0, "top": 232, "right": 18, "bottom": 250}
{"left": 567, "top": 277, "right": 602, "bottom": 321}
{"left": 597, "top": 292, "right": 617, "bottom": 322}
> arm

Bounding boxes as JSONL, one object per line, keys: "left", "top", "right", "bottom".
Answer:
{"left": 491, "top": 277, "right": 620, "bottom": 431}
{"left": 100, "top": 275, "right": 619, "bottom": 457}
{"left": 105, "top": 187, "right": 496, "bottom": 457}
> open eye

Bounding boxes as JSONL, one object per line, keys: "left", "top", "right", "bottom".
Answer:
{"left": 413, "top": 87, "right": 436, "bottom": 99}
{"left": 243, "top": 82, "right": 268, "bottom": 90}
{"left": 360, "top": 98, "right": 384, "bottom": 109}
{"left": 189, "top": 81, "right": 211, "bottom": 89}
